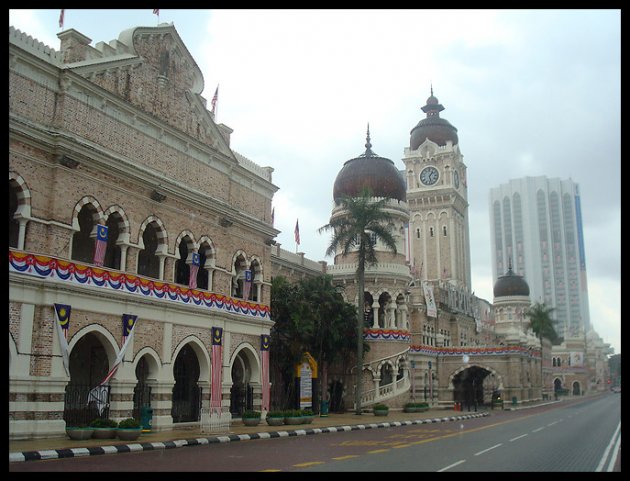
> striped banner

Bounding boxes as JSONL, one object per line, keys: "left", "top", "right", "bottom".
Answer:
{"left": 210, "top": 327, "right": 223, "bottom": 415}
{"left": 260, "top": 334, "right": 270, "bottom": 412}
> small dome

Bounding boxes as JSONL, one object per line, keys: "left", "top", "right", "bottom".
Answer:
{"left": 410, "top": 90, "right": 458, "bottom": 149}
{"left": 333, "top": 127, "right": 406, "bottom": 202}
{"left": 493, "top": 266, "right": 530, "bottom": 298}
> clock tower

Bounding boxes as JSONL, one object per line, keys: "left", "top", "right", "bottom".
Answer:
{"left": 403, "top": 89, "right": 471, "bottom": 291}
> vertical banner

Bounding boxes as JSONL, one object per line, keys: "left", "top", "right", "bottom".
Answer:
{"left": 243, "top": 269, "right": 252, "bottom": 301}
{"left": 93, "top": 224, "right": 108, "bottom": 267}
{"left": 260, "top": 334, "right": 270, "bottom": 412}
{"left": 53, "top": 303, "right": 71, "bottom": 376}
{"left": 422, "top": 282, "right": 437, "bottom": 318}
{"left": 189, "top": 252, "right": 200, "bottom": 289}
{"left": 210, "top": 327, "right": 223, "bottom": 415}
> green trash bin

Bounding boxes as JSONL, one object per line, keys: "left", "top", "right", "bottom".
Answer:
{"left": 320, "top": 400, "right": 329, "bottom": 417}
{"left": 140, "top": 405, "right": 153, "bottom": 432}
{"left": 511, "top": 396, "right": 518, "bottom": 406}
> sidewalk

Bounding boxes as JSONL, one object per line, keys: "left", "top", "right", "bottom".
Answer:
{"left": 10, "top": 407, "right": 490, "bottom": 463}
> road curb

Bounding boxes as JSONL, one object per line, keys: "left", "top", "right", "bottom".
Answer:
{"left": 9, "top": 412, "right": 489, "bottom": 463}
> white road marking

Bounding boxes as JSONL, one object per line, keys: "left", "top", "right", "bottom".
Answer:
{"left": 438, "top": 459, "right": 466, "bottom": 472}
{"left": 474, "top": 443, "right": 503, "bottom": 456}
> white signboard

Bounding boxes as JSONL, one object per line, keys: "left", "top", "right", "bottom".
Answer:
{"left": 299, "top": 362, "right": 312, "bottom": 409}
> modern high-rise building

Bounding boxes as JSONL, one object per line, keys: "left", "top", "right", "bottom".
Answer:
{"left": 489, "top": 176, "right": 591, "bottom": 339}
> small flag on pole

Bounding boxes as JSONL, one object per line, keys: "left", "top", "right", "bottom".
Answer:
{"left": 59, "top": 9, "right": 65, "bottom": 29}
{"left": 153, "top": 9, "right": 160, "bottom": 15}
{"left": 93, "top": 224, "right": 108, "bottom": 267}
{"left": 294, "top": 219, "right": 300, "bottom": 246}
{"left": 189, "top": 252, "right": 200, "bottom": 289}
{"left": 211, "top": 85, "right": 219, "bottom": 116}
{"left": 243, "top": 269, "right": 252, "bottom": 301}
{"left": 210, "top": 327, "right": 223, "bottom": 415}
{"left": 261, "top": 334, "right": 271, "bottom": 412}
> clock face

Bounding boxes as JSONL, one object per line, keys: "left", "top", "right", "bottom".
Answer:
{"left": 453, "top": 170, "right": 460, "bottom": 188}
{"left": 420, "top": 166, "right": 439, "bottom": 186}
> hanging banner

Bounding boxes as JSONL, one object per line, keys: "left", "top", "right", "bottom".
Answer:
{"left": 260, "top": 334, "right": 270, "bottom": 412}
{"left": 423, "top": 282, "right": 437, "bottom": 318}
{"left": 210, "top": 327, "right": 223, "bottom": 414}
{"left": 53, "top": 303, "right": 71, "bottom": 376}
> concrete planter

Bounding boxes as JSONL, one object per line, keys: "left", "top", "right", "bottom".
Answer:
{"left": 117, "top": 428, "right": 142, "bottom": 441}
{"left": 242, "top": 417, "right": 261, "bottom": 427}
{"left": 91, "top": 427, "right": 117, "bottom": 439}
{"left": 266, "top": 417, "right": 284, "bottom": 426}
{"left": 66, "top": 427, "right": 94, "bottom": 440}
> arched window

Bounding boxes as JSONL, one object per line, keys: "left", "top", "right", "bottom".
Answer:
{"left": 103, "top": 214, "right": 122, "bottom": 270}
{"left": 71, "top": 205, "right": 97, "bottom": 264}
{"left": 175, "top": 238, "right": 192, "bottom": 286}
{"left": 9, "top": 182, "right": 20, "bottom": 248}
{"left": 138, "top": 223, "right": 160, "bottom": 279}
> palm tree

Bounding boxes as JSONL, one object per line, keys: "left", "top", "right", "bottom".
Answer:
{"left": 525, "top": 302, "right": 557, "bottom": 399}
{"left": 318, "top": 187, "right": 398, "bottom": 415}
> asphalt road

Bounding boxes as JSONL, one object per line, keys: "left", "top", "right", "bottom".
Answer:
{"left": 9, "top": 394, "right": 620, "bottom": 472}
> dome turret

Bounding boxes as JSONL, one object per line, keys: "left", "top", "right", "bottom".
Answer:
{"left": 410, "top": 88, "right": 459, "bottom": 150}
{"left": 493, "top": 265, "right": 530, "bottom": 298}
{"left": 333, "top": 125, "right": 406, "bottom": 203}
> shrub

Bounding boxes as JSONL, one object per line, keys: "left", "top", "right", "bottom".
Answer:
{"left": 242, "top": 410, "right": 261, "bottom": 419}
{"left": 266, "top": 410, "right": 285, "bottom": 418}
{"left": 89, "top": 418, "right": 118, "bottom": 428}
{"left": 284, "top": 409, "right": 302, "bottom": 417}
{"left": 300, "top": 409, "right": 314, "bottom": 417}
{"left": 118, "top": 418, "right": 141, "bottom": 429}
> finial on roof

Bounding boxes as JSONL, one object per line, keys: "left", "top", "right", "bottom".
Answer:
{"left": 431, "top": 83, "right": 433, "bottom": 97}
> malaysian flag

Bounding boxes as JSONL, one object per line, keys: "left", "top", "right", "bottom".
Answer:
{"left": 211, "top": 85, "right": 219, "bottom": 116}
{"left": 59, "top": 9, "right": 65, "bottom": 29}
{"left": 242, "top": 269, "right": 252, "bottom": 300}
{"left": 210, "top": 327, "right": 223, "bottom": 415}
{"left": 261, "top": 334, "right": 271, "bottom": 412}
{"left": 93, "top": 224, "right": 108, "bottom": 267}
{"left": 54, "top": 303, "right": 71, "bottom": 376}
{"left": 88, "top": 314, "right": 138, "bottom": 414}
{"left": 189, "top": 252, "right": 200, "bottom": 289}
{"left": 153, "top": 9, "right": 160, "bottom": 15}
{"left": 294, "top": 219, "right": 300, "bottom": 245}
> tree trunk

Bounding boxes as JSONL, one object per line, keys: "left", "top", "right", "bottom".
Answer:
{"left": 355, "top": 265, "right": 365, "bottom": 415}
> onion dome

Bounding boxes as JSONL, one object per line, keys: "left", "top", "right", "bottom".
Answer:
{"left": 410, "top": 88, "right": 459, "bottom": 150}
{"left": 493, "top": 265, "right": 530, "bottom": 298}
{"left": 333, "top": 125, "right": 406, "bottom": 202}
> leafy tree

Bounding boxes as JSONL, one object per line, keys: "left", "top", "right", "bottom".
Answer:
{"left": 318, "top": 187, "right": 398, "bottom": 414}
{"left": 270, "top": 275, "right": 358, "bottom": 409}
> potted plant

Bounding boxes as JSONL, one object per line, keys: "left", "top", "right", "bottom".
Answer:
{"left": 89, "top": 418, "right": 118, "bottom": 439}
{"left": 241, "top": 410, "right": 262, "bottom": 427}
{"left": 283, "top": 409, "right": 303, "bottom": 425}
{"left": 65, "top": 424, "right": 94, "bottom": 441}
{"left": 415, "top": 402, "right": 429, "bottom": 412}
{"left": 116, "top": 418, "right": 142, "bottom": 441}
{"left": 403, "top": 402, "right": 418, "bottom": 413}
{"left": 265, "top": 410, "right": 285, "bottom": 426}
{"left": 372, "top": 403, "right": 389, "bottom": 416}
{"left": 300, "top": 409, "right": 315, "bottom": 424}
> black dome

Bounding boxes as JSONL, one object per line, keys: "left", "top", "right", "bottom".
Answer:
{"left": 410, "top": 90, "right": 458, "bottom": 149}
{"left": 493, "top": 266, "right": 530, "bottom": 298}
{"left": 333, "top": 128, "right": 406, "bottom": 202}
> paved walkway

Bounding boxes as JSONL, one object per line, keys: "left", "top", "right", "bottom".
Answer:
{"left": 10, "top": 407, "right": 493, "bottom": 463}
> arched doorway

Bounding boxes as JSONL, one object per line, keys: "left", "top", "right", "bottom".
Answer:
{"left": 132, "top": 356, "right": 152, "bottom": 421}
{"left": 572, "top": 381, "right": 581, "bottom": 396}
{"left": 171, "top": 344, "right": 201, "bottom": 423}
{"left": 64, "top": 333, "right": 110, "bottom": 426}
{"left": 230, "top": 352, "right": 254, "bottom": 416}
{"left": 452, "top": 366, "right": 491, "bottom": 411}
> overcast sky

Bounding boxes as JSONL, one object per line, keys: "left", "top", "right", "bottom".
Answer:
{"left": 9, "top": 9, "right": 620, "bottom": 355}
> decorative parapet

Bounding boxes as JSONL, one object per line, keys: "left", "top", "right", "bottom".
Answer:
{"left": 365, "top": 329, "right": 411, "bottom": 342}
{"left": 327, "top": 262, "right": 411, "bottom": 278}
{"left": 9, "top": 26, "right": 63, "bottom": 66}
{"left": 233, "top": 151, "right": 274, "bottom": 183}
{"left": 9, "top": 250, "right": 270, "bottom": 320}
{"left": 410, "top": 344, "right": 541, "bottom": 359}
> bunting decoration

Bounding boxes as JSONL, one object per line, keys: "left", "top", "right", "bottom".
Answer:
{"left": 9, "top": 251, "right": 271, "bottom": 321}
{"left": 210, "top": 327, "right": 223, "bottom": 415}
{"left": 53, "top": 303, "right": 71, "bottom": 376}
{"left": 189, "top": 252, "right": 200, "bottom": 289}
{"left": 93, "top": 224, "right": 108, "bottom": 267}
{"left": 260, "top": 334, "right": 270, "bottom": 412}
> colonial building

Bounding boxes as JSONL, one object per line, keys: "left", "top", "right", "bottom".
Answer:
{"left": 9, "top": 24, "right": 277, "bottom": 439}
